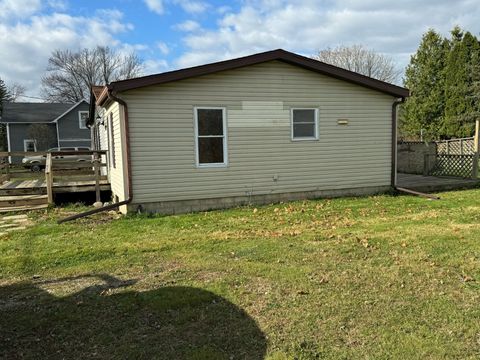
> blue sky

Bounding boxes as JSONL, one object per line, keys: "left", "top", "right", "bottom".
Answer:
{"left": 1, "top": 0, "right": 480, "bottom": 99}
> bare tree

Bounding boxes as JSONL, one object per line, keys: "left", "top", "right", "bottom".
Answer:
{"left": 7, "top": 82, "right": 26, "bottom": 102}
{"left": 41, "top": 46, "right": 143, "bottom": 103}
{"left": 313, "top": 45, "right": 401, "bottom": 84}
{"left": 27, "top": 124, "right": 56, "bottom": 151}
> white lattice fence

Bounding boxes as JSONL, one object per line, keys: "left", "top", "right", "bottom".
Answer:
{"left": 436, "top": 137, "right": 475, "bottom": 155}
{"left": 427, "top": 154, "right": 475, "bottom": 178}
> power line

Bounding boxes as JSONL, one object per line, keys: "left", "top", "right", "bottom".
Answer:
{"left": 19, "top": 94, "right": 45, "bottom": 101}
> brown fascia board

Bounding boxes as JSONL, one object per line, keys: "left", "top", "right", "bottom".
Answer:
{"left": 107, "top": 49, "right": 409, "bottom": 98}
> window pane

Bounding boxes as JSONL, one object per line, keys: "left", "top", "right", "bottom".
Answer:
{"left": 79, "top": 112, "right": 88, "bottom": 128}
{"left": 199, "top": 137, "right": 224, "bottom": 164}
{"left": 197, "top": 109, "right": 223, "bottom": 135}
{"left": 293, "top": 109, "right": 315, "bottom": 123}
{"left": 293, "top": 123, "right": 315, "bottom": 138}
{"left": 26, "top": 141, "right": 35, "bottom": 151}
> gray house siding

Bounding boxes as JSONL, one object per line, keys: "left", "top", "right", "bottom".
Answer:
{"left": 7, "top": 123, "right": 58, "bottom": 163}
{"left": 56, "top": 101, "right": 91, "bottom": 148}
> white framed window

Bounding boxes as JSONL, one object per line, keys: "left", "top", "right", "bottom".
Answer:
{"left": 24, "top": 139, "right": 37, "bottom": 152}
{"left": 291, "top": 108, "right": 319, "bottom": 141}
{"left": 78, "top": 111, "right": 89, "bottom": 129}
{"left": 194, "top": 107, "right": 228, "bottom": 167}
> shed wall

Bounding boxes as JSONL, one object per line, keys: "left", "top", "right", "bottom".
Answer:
{"left": 118, "top": 60, "right": 395, "bottom": 206}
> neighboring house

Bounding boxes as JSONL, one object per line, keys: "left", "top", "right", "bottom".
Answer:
{"left": 0, "top": 101, "right": 91, "bottom": 162}
{"left": 90, "top": 49, "right": 409, "bottom": 214}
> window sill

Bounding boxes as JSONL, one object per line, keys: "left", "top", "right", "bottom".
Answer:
{"left": 196, "top": 163, "right": 228, "bottom": 169}
{"left": 291, "top": 137, "right": 319, "bottom": 142}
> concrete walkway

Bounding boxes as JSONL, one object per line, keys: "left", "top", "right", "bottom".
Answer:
{"left": 0, "top": 214, "right": 31, "bottom": 236}
{"left": 397, "top": 173, "right": 479, "bottom": 193}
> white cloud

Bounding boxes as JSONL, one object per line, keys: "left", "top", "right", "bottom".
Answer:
{"left": 47, "top": 0, "right": 68, "bottom": 11}
{"left": 176, "top": 0, "right": 480, "bottom": 73}
{"left": 173, "top": 0, "right": 209, "bottom": 14}
{"left": 174, "top": 20, "right": 201, "bottom": 32}
{"left": 0, "top": 8, "right": 135, "bottom": 96}
{"left": 143, "top": 59, "right": 169, "bottom": 75}
{"left": 143, "top": 0, "right": 164, "bottom": 15}
{"left": 156, "top": 41, "right": 170, "bottom": 55}
{"left": 0, "top": 0, "right": 42, "bottom": 19}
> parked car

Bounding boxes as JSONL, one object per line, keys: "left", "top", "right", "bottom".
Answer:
{"left": 22, "top": 147, "right": 92, "bottom": 172}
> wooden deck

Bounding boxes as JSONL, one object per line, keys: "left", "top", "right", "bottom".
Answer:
{"left": 397, "top": 173, "right": 479, "bottom": 193}
{"left": 0, "top": 150, "right": 110, "bottom": 212}
{"left": 0, "top": 179, "right": 111, "bottom": 194}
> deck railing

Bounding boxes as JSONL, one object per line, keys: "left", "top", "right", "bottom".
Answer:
{"left": 0, "top": 150, "right": 108, "bottom": 203}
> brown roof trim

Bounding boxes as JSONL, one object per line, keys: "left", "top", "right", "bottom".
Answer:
{"left": 106, "top": 49, "right": 409, "bottom": 98}
{"left": 92, "top": 85, "right": 105, "bottom": 99}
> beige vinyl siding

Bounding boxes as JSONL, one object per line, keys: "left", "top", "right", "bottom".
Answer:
{"left": 103, "top": 101, "right": 127, "bottom": 201}
{"left": 121, "top": 60, "right": 395, "bottom": 204}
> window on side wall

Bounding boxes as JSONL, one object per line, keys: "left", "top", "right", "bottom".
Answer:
{"left": 291, "top": 108, "right": 318, "bottom": 140}
{"left": 24, "top": 139, "right": 36, "bottom": 152}
{"left": 78, "top": 111, "right": 89, "bottom": 129}
{"left": 195, "top": 107, "right": 227, "bottom": 167}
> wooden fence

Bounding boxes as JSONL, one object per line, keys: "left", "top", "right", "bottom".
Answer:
{"left": 436, "top": 137, "right": 475, "bottom": 155}
{"left": 425, "top": 154, "right": 476, "bottom": 178}
{"left": 424, "top": 122, "right": 480, "bottom": 178}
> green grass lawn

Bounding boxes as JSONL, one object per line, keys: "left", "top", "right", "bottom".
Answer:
{"left": 1, "top": 190, "right": 480, "bottom": 359}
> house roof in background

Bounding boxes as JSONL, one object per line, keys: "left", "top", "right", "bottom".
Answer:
{"left": 102, "top": 49, "right": 409, "bottom": 101}
{"left": 52, "top": 100, "right": 88, "bottom": 122}
{"left": 0, "top": 102, "right": 85, "bottom": 123}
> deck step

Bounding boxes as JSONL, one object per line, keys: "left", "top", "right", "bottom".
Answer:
{"left": 0, "top": 186, "right": 46, "bottom": 196}
{"left": 0, "top": 194, "right": 48, "bottom": 208}
{"left": 0, "top": 203, "right": 49, "bottom": 213}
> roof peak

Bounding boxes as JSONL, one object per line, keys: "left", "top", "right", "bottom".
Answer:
{"left": 99, "top": 49, "right": 408, "bottom": 103}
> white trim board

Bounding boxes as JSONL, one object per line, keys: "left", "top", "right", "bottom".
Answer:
{"left": 6, "top": 124, "right": 11, "bottom": 163}
{"left": 52, "top": 100, "right": 88, "bottom": 122}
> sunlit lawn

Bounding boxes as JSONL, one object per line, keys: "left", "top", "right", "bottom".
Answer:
{"left": 1, "top": 189, "right": 480, "bottom": 359}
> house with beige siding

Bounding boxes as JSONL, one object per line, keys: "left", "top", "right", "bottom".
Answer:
{"left": 89, "top": 49, "right": 409, "bottom": 214}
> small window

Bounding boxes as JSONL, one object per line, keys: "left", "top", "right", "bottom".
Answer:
{"left": 79, "top": 111, "right": 89, "bottom": 129}
{"left": 291, "top": 108, "right": 318, "bottom": 140}
{"left": 195, "top": 107, "right": 227, "bottom": 167}
{"left": 24, "top": 139, "right": 37, "bottom": 152}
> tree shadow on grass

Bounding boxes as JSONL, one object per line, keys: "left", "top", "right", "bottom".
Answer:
{"left": 0, "top": 274, "right": 266, "bottom": 359}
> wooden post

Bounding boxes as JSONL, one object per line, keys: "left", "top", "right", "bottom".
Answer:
{"left": 5, "top": 155, "right": 10, "bottom": 182}
{"left": 472, "top": 119, "right": 480, "bottom": 179}
{"left": 423, "top": 153, "right": 430, "bottom": 176}
{"left": 447, "top": 141, "right": 450, "bottom": 155}
{"left": 93, "top": 151, "right": 101, "bottom": 203}
{"left": 45, "top": 153, "right": 54, "bottom": 204}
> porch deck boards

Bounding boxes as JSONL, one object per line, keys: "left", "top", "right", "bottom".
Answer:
{"left": 397, "top": 173, "right": 479, "bottom": 193}
{"left": 0, "top": 179, "right": 111, "bottom": 193}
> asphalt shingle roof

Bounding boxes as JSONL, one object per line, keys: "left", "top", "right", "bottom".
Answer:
{"left": 0, "top": 102, "right": 74, "bottom": 123}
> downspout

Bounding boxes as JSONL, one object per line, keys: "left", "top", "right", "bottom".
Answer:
{"left": 391, "top": 97, "right": 405, "bottom": 188}
{"left": 58, "top": 90, "right": 132, "bottom": 223}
